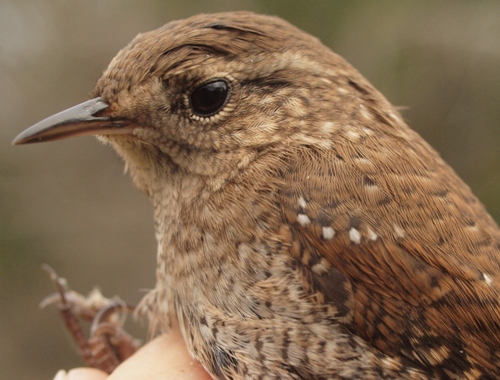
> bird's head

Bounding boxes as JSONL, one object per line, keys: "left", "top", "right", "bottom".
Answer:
{"left": 13, "top": 12, "right": 383, "bottom": 196}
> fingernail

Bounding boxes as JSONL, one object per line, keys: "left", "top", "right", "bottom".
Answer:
{"left": 53, "top": 370, "right": 68, "bottom": 380}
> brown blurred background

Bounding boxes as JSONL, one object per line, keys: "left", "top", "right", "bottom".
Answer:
{"left": 1, "top": 1, "right": 499, "bottom": 378}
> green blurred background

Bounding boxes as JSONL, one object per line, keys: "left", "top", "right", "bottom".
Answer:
{"left": 1, "top": 1, "right": 499, "bottom": 378}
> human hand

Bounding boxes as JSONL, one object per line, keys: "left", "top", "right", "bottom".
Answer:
{"left": 52, "top": 331, "right": 212, "bottom": 380}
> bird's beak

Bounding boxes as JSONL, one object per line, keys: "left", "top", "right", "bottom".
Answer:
{"left": 12, "top": 97, "right": 132, "bottom": 145}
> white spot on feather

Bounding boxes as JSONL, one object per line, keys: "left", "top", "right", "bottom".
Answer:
{"left": 345, "top": 129, "right": 360, "bottom": 141}
{"left": 297, "top": 214, "right": 311, "bottom": 227}
{"left": 200, "top": 323, "right": 212, "bottom": 339}
{"left": 320, "top": 121, "right": 338, "bottom": 134}
{"left": 359, "top": 104, "right": 371, "bottom": 120}
{"left": 311, "top": 259, "right": 330, "bottom": 275}
{"left": 367, "top": 227, "right": 378, "bottom": 241}
{"left": 394, "top": 224, "right": 405, "bottom": 238}
{"left": 298, "top": 196, "right": 307, "bottom": 209}
{"left": 484, "top": 273, "right": 493, "bottom": 286}
{"left": 389, "top": 111, "right": 401, "bottom": 121}
{"left": 349, "top": 228, "right": 361, "bottom": 244}
{"left": 467, "top": 224, "right": 479, "bottom": 232}
{"left": 362, "top": 127, "right": 374, "bottom": 135}
{"left": 355, "top": 157, "right": 373, "bottom": 167}
{"left": 322, "top": 226, "right": 335, "bottom": 240}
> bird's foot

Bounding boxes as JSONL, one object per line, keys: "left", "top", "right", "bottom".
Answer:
{"left": 40, "top": 265, "right": 140, "bottom": 374}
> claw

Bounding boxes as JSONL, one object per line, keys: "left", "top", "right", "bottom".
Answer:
{"left": 41, "top": 265, "right": 139, "bottom": 373}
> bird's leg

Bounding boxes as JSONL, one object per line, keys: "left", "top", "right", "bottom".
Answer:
{"left": 40, "top": 265, "right": 140, "bottom": 374}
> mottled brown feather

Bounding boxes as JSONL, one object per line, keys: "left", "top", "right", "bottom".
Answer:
{"left": 279, "top": 134, "right": 500, "bottom": 377}
{"left": 18, "top": 11, "right": 500, "bottom": 380}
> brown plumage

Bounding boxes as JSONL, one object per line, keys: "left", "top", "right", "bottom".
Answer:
{"left": 14, "top": 11, "right": 500, "bottom": 379}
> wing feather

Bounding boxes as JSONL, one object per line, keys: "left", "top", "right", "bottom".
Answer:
{"left": 277, "top": 128, "right": 500, "bottom": 376}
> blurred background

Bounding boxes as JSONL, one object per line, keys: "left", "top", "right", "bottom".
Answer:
{"left": 1, "top": 1, "right": 499, "bottom": 378}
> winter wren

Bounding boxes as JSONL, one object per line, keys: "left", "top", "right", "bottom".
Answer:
{"left": 14, "top": 11, "right": 500, "bottom": 379}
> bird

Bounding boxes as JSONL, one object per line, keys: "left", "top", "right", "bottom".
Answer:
{"left": 13, "top": 11, "right": 500, "bottom": 380}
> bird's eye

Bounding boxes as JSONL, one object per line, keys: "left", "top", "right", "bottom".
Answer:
{"left": 190, "top": 79, "right": 230, "bottom": 117}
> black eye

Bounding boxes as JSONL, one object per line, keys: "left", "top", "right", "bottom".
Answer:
{"left": 190, "top": 79, "right": 230, "bottom": 117}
